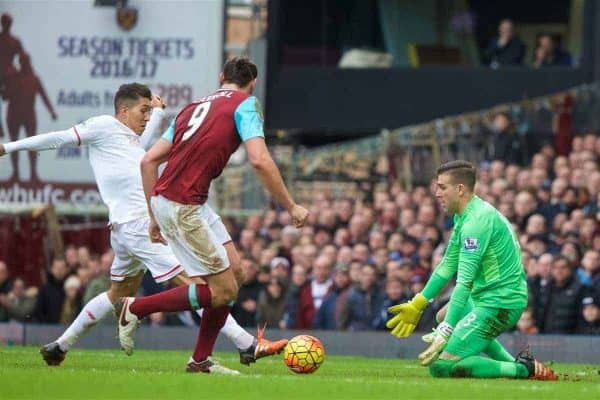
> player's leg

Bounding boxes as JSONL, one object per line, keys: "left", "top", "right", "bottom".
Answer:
{"left": 223, "top": 240, "right": 288, "bottom": 364}
{"left": 428, "top": 307, "right": 531, "bottom": 379}
{"left": 41, "top": 226, "right": 145, "bottom": 365}
{"left": 41, "top": 272, "right": 144, "bottom": 365}
{"left": 116, "top": 197, "right": 240, "bottom": 373}
{"left": 432, "top": 300, "right": 514, "bottom": 363}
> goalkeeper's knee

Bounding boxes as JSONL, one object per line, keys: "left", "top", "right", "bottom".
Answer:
{"left": 429, "top": 359, "right": 455, "bottom": 378}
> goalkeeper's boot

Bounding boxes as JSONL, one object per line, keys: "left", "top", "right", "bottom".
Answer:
{"left": 515, "top": 347, "right": 558, "bottom": 381}
{"left": 238, "top": 324, "right": 288, "bottom": 366}
{"left": 40, "top": 342, "right": 67, "bottom": 366}
{"left": 114, "top": 297, "right": 140, "bottom": 356}
{"left": 187, "top": 357, "right": 241, "bottom": 375}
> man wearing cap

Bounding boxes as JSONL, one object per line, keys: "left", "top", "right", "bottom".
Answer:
{"left": 270, "top": 257, "right": 291, "bottom": 282}
{"left": 578, "top": 295, "right": 600, "bottom": 334}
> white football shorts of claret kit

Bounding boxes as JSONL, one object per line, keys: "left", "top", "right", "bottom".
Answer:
{"left": 150, "top": 194, "right": 231, "bottom": 277}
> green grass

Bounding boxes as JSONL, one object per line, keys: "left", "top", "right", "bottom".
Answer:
{"left": 1, "top": 346, "right": 599, "bottom": 399}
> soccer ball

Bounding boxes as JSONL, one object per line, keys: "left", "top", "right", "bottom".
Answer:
{"left": 283, "top": 334, "right": 325, "bottom": 374}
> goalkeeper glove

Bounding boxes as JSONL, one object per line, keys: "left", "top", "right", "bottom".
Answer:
{"left": 386, "top": 293, "right": 428, "bottom": 338}
{"left": 418, "top": 321, "right": 454, "bottom": 366}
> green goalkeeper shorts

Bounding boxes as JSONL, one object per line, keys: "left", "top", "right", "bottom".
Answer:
{"left": 443, "top": 306, "right": 523, "bottom": 359}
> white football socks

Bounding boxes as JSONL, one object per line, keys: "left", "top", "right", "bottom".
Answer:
{"left": 56, "top": 292, "right": 114, "bottom": 351}
{"left": 196, "top": 309, "right": 254, "bottom": 350}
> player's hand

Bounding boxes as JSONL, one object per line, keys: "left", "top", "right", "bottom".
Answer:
{"left": 289, "top": 204, "right": 309, "bottom": 228}
{"left": 421, "top": 328, "right": 436, "bottom": 343}
{"left": 0, "top": 144, "right": 5, "bottom": 157}
{"left": 386, "top": 293, "right": 428, "bottom": 338}
{"left": 148, "top": 218, "right": 167, "bottom": 245}
{"left": 418, "top": 322, "right": 453, "bottom": 366}
{"left": 151, "top": 94, "right": 166, "bottom": 109}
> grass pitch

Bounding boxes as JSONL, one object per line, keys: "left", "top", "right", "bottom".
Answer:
{"left": 1, "top": 346, "right": 599, "bottom": 399}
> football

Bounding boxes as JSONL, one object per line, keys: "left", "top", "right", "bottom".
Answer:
{"left": 283, "top": 334, "right": 325, "bottom": 374}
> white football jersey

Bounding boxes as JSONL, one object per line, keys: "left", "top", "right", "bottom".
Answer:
{"left": 4, "top": 109, "right": 166, "bottom": 224}
{"left": 74, "top": 112, "right": 165, "bottom": 224}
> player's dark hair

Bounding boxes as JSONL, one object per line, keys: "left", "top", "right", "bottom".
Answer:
{"left": 436, "top": 160, "right": 477, "bottom": 191}
{"left": 114, "top": 83, "right": 151, "bottom": 113}
{"left": 222, "top": 57, "right": 257, "bottom": 87}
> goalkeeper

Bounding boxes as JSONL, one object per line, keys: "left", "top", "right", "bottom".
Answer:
{"left": 387, "top": 160, "right": 557, "bottom": 380}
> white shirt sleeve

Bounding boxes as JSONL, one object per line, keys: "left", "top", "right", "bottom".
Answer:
{"left": 140, "top": 108, "right": 167, "bottom": 150}
{"left": 3, "top": 128, "right": 79, "bottom": 153}
{"left": 3, "top": 115, "right": 108, "bottom": 153}
{"left": 72, "top": 116, "right": 108, "bottom": 146}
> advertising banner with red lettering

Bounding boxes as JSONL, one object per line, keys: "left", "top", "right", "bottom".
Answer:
{"left": 0, "top": 0, "right": 223, "bottom": 208}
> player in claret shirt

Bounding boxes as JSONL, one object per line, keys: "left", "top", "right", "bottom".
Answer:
{"left": 115, "top": 58, "right": 309, "bottom": 374}
{"left": 0, "top": 82, "right": 287, "bottom": 372}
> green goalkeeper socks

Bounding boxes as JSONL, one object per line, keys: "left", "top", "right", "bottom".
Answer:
{"left": 485, "top": 340, "right": 515, "bottom": 362}
{"left": 430, "top": 357, "right": 530, "bottom": 379}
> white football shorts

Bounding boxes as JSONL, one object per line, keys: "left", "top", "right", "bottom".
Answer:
{"left": 109, "top": 217, "right": 183, "bottom": 283}
{"left": 150, "top": 194, "right": 231, "bottom": 277}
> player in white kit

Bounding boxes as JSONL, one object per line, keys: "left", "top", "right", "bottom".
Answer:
{"left": 0, "top": 83, "right": 287, "bottom": 372}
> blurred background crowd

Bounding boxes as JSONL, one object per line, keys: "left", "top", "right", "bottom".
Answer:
{"left": 2, "top": 129, "right": 598, "bottom": 336}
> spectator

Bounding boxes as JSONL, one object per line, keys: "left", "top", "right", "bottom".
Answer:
{"left": 488, "top": 112, "right": 526, "bottom": 166}
{"left": 64, "top": 244, "right": 80, "bottom": 273}
{"left": 60, "top": 276, "right": 82, "bottom": 325}
{"left": 374, "top": 277, "right": 410, "bottom": 330}
{"left": 535, "top": 256, "right": 584, "bottom": 333}
{"left": 0, "top": 260, "right": 12, "bottom": 294}
{"left": 297, "top": 255, "right": 334, "bottom": 329}
{"left": 339, "top": 264, "right": 383, "bottom": 330}
{"left": 270, "top": 257, "right": 291, "bottom": 282}
{"left": 314, "top": 264, "right": 352, "bottom": 330}
{"left": 576, "top": 250, "right": 599, "bottom": 287}
{"left": 533, "top": 33, "right": 572, "bottom": 68}
{"left": 77, "top": 246, "right": 91, "bottom": 269}
{"left": 281, "top": 265, "right": 308, "bottom": 329}
{"left": 231, "top": 258, "right": 262, "bottom": 327}
{"left": 484, "top": 19, "right": 526, "bottom": 68}
{"left": 0, "top": 277, "right": 37, "bottom": 322}
{"left": 255, "top": 277, "right": 287, "bottom": 328}
{"left": 577, "top": 295, "right": 600, "bottom": 335}
{"left": 516, "top": 308, "right": 539, "bottom": 334}
{"left": 35, "top": 258, "right": 69, "bottom": 323}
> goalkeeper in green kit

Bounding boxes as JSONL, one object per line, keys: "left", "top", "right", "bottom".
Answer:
{"left": 386, "top": 161, "right": 557, "bottom": 380}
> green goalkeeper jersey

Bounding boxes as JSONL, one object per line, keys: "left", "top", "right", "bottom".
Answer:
{"left": 423, "top": 196, "right": 527, "bottom": 324}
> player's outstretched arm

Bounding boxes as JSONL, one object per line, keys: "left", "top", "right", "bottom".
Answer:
{"left": 244, "top": 137, "right": 308, "bottom": 228}
{"left": 140, "top": 138, "right": 172, "bottom": 244}
{"left": 0, "top": 128, "right": 79, "bottom": 156}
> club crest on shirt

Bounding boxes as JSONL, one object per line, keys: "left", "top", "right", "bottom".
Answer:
{"left": 464, "top": 237, "right": 479, "bottom": 251}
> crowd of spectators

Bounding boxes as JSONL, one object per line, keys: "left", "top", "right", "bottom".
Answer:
{"left": 0, "top": 247, "right": 113, "bottom": 325}
{"left": 225, "top": 132, "right": 600, "bottom": 335}
{"left": 1, "top": 133, "right": 598, "bottom": 336}
{"left": 484, "top": 19, "right": 573, "bottom": 69}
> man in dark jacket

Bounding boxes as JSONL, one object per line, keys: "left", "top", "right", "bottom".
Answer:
{"left": 313, "top": 264, "right": 351, "bottom": 329}
{"left": 35, "top": 258, "right": 69, "bottom": 323}
{"left": 339, "top": 264, "right": 383, "bottom": 330}
{"left": 535, "top": 255, "right": 584, "bottom": 333}
{"left": 484, "top": 19, "right": 526, "bottom": 68}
